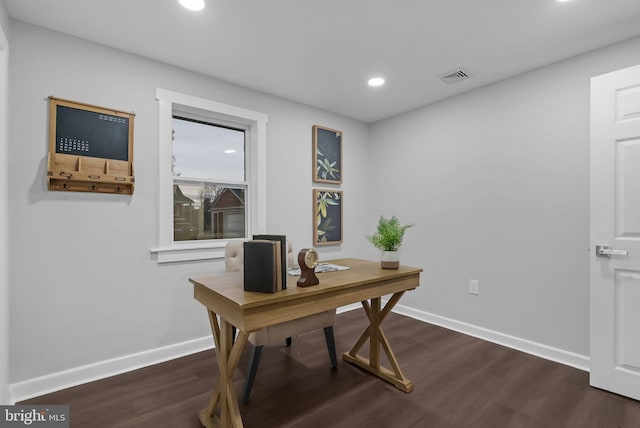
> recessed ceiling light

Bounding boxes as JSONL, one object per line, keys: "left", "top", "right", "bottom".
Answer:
{"left": 557, "top": 0, "right": 574, "bottom": 2}
{"left": 224, "top": 149, "right": 236, "bottom": 154}
{"left": 179, "top": 0, "right": 205, "bottom": 11}
{"left": 368, "top": 77, "right": 385, "bottom": 87}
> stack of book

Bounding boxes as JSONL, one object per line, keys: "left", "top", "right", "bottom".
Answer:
{"left": 243, "top": 235, "right": 287, "bottom": 293}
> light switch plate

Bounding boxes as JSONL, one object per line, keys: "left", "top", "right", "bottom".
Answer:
{"left": 469, "top": 279, "right": 479, "bottom": 295}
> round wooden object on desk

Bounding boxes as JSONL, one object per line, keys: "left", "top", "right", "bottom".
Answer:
{"left": 297, "top": 248, "right": 320, "bottom": 287}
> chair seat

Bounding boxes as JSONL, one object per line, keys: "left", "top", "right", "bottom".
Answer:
{"left": 225, "top": 239, "right": 337, "bottom": 403}
{"left": 248, "top": 310, "right": 335, "bottom": 346}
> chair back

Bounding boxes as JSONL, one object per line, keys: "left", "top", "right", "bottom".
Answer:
{"left": 225, "top": 241, "right": 244, "bottom": 272}
{"left": 225, "top": 240, "right": 293, "bottom": 273}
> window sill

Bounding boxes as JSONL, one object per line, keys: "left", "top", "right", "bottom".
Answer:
{"left": 150, "top": 243, "right": 226, "bottom": 263}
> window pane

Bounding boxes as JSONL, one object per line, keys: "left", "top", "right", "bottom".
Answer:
{"left": 172, "top": 117, "right": 245, "bottom": 181}
{"left": 173, "top": 184, "right": 246, "bottom": 241}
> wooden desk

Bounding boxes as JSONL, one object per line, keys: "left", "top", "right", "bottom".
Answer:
{"left": 189, "top": 258, "right": 422, "bottom": 428}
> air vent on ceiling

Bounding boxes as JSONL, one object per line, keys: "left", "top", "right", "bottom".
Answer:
{"left": 439, "top": 68, "right": 472, "bottom": 85}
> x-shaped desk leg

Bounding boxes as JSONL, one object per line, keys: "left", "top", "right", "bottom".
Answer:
{"left": 199, "top": 310, "right": 248, "bottom": 428}
{"left": 342, "top": 291, "right": 413, "bottom": 392}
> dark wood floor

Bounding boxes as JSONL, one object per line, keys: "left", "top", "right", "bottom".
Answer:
{"left": 20, "top": 310, "right": 640, "bottom": 427}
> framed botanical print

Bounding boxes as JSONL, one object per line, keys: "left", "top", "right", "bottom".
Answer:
{"left": 313, "top": 125, "right": 342, "bottom": 184}
{"left": 314, "top": 189, "right": 343, "bottom": 245}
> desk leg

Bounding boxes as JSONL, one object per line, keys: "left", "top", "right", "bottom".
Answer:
{"left": 199, "top": 310, "right": 248, "bottom": 428}
{"left": 342, "top": 291, "right": 414, "bottom": 393}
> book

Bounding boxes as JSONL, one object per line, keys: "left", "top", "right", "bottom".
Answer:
{"left": 243, "top": 240, "right": 282, "bottom": 293}
{"left": 252, "top": 234, "right": 287, "bottom": 290}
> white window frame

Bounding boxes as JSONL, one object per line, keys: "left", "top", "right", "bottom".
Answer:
{"left": 152, "top": 89, "right": 267, "bottom": 263}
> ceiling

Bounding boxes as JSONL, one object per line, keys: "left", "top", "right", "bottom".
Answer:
{"left": 4, "top": 0, "right": 640, "bottom": 123}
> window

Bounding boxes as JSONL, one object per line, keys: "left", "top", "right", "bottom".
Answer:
{"left": 172, "top": 117, "right": 246, "bottom": 241}
{"left": 153, "top": 89, "right": 267, "bottom": 263}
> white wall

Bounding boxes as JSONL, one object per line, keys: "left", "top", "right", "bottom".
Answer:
{"left": 370, "top": 35, "right": 640, "bottom": 358}
{"left": 0, "top": 0, "right": 10, "bottom": 405}
{"left": 7, "top": 21, "right": 370, "bottom": 397}
{"left": 0, "top": 1, "right": 8, "bottom": 36}
{"left": 9, "top": 11, "right": 640, "bottom": 400}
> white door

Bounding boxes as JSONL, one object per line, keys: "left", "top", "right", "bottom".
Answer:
{"left": 590, "top": 64, "right": 640, "bottom": 400}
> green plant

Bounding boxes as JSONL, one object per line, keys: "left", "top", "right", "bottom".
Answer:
{"left": 367, "top": 216, "right": 413, "bottom": 251}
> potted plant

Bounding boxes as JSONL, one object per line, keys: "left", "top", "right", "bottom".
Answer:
{"left": 367, "top": 216, "right": 413, "bottom": 269}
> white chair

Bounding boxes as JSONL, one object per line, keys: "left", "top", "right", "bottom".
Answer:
{"left": 225, "top": 240, "right": 337, "bottom": 403}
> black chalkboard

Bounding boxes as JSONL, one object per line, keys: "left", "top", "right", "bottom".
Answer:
{"left": 55, "top": 105, "right": 129, "bottom": 161}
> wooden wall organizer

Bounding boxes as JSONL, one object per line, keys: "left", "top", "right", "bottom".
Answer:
{"left": 47, "top": 97, "right": 135, "bottom": 195}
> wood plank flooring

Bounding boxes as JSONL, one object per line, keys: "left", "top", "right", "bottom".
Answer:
{"left": 20, "top": 310, "right": 640, "bottom": 427}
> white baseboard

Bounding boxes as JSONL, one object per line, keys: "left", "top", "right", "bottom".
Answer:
{"left": 9, "top": 336, "right": 213, "bottom": 404}
{"left": 9, "top": 302, "right": 590, "bottom": 403}
{"left": 8, "top": 304, "right": 361, "bottom": 404}
{"left": 336, "top": 303, "right": 361, "bottom": 314}
{"left": 392, "top": 303, "right": 590, "bottom": 372}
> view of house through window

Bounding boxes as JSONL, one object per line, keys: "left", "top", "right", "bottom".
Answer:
{"left": 172, "top": 116, "right": 246, "bottom": 241}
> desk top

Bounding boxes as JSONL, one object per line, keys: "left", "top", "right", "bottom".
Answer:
{"left": 190, "top": 258, "right": 421, "bottom": 307}
{"left": 189, "top": 258, "right": 422, "bottom": 331}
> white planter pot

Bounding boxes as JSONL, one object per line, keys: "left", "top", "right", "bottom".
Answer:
{"left": 380, "top": 250, "right": 400, "bottom": 269}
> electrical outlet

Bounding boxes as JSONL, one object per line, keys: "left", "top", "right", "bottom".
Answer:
{"left": 469, "top": 279, "right": 479, "bottom": 295}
